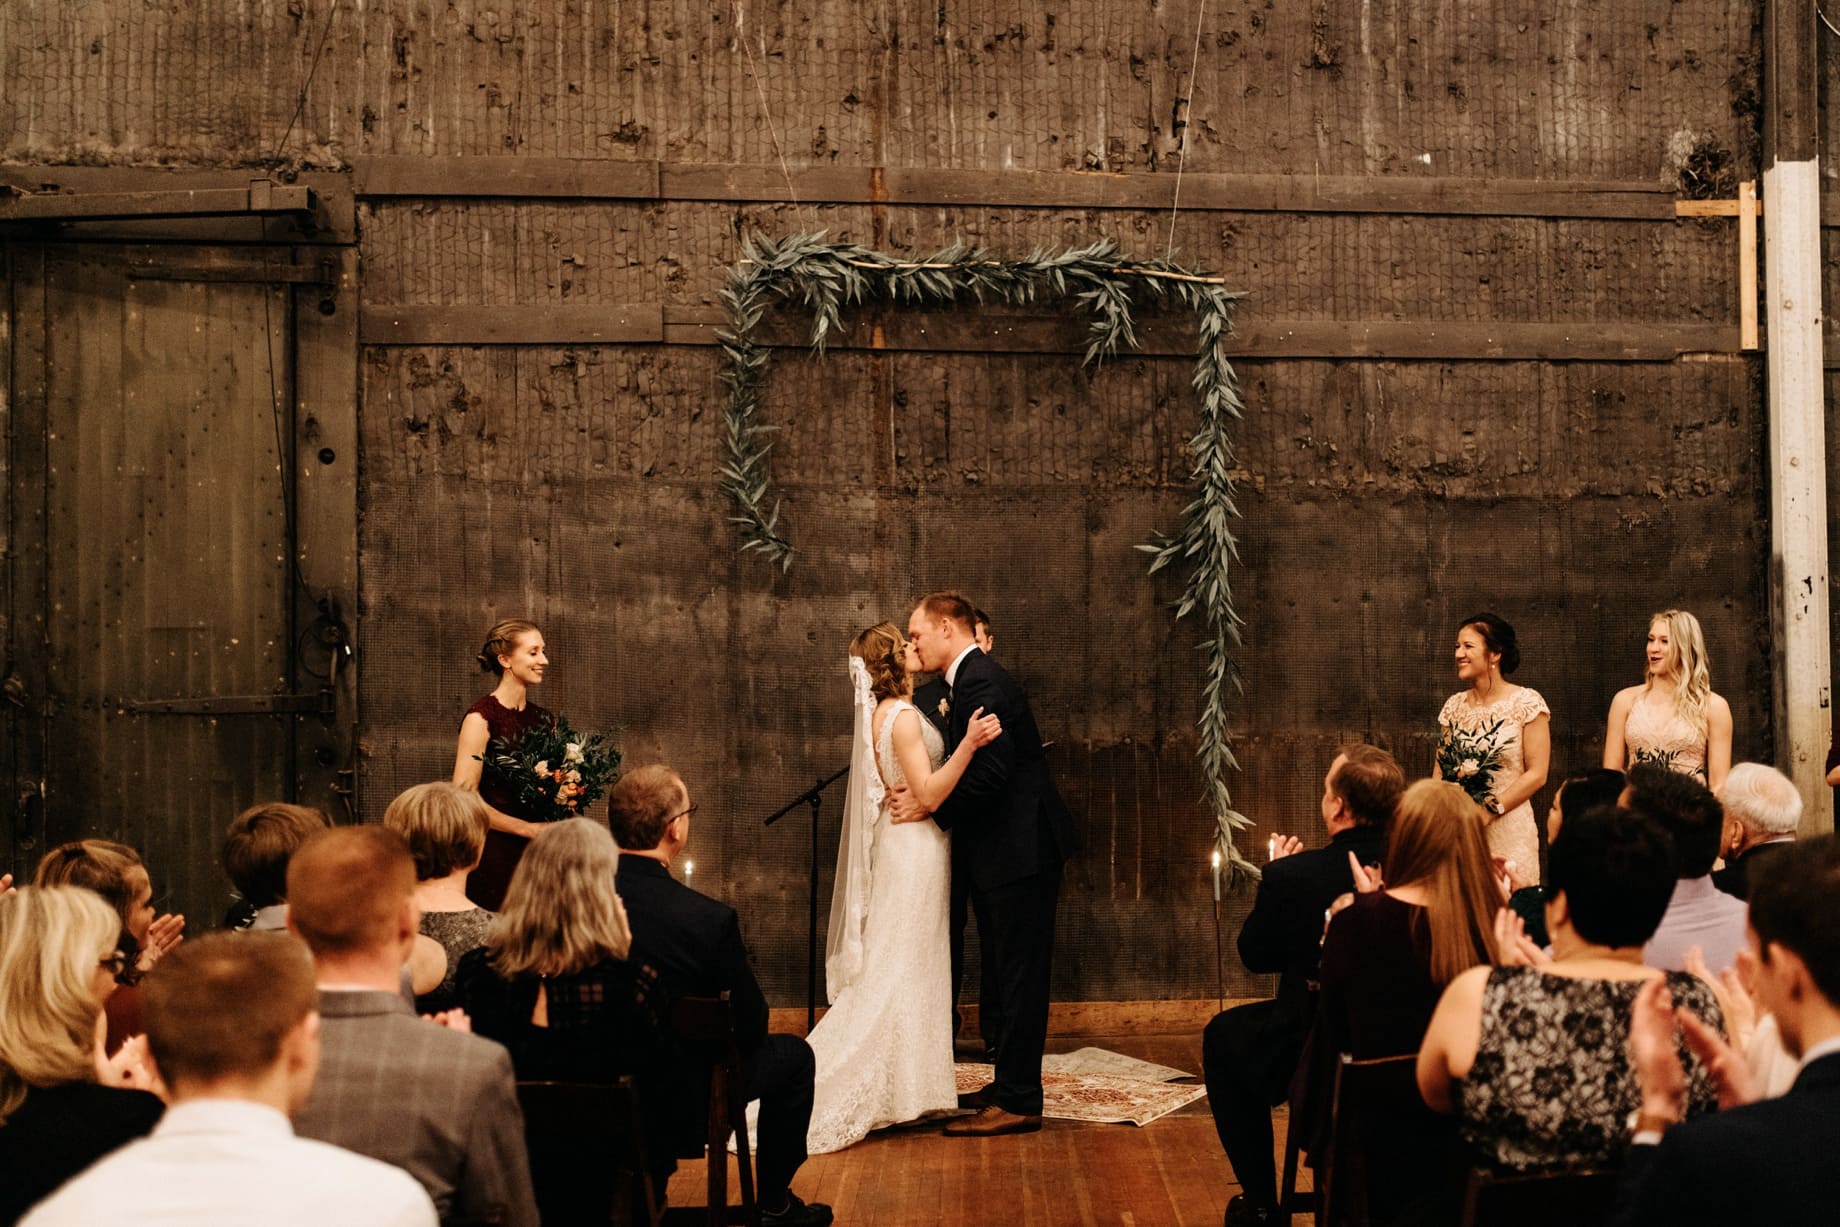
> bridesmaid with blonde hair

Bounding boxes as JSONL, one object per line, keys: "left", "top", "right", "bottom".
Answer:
{"left": 1602, "top": 609, "right": 1732, "bottom": 792}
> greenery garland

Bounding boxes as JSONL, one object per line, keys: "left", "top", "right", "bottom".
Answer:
{"left": 716, "top": 233, "right": 1256, "bottom": 880}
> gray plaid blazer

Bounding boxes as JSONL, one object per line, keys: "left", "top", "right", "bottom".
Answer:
{"left": 292, "top": 990, "right": 537, "bottom": 1227}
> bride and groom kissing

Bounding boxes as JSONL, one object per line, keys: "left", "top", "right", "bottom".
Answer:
{"left": 802, "top": 591, "right": 1079, "bottom": 1150}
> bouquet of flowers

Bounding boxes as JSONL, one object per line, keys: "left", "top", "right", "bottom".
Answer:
{"left": 1629, "top": 747, "right": 1683, "bottom": 775}
{"left": 1435, "top": 718, "right": 1507, "bottom": 809}
{"left": 481, "top": 715, "right": 622, "bottom": 823}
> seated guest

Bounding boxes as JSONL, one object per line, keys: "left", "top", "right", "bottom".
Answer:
{"left": 1315, "top": 780, "right": 1498, "bottom": 1224}
{"left": 1506, "top": 768, "right": 1625, "bottom": 947}
{"left": 33, "top": 841, "right": 183, "bottom": 1053}
{"left": 286, "top": 827, "right": 538, "bottom": 1227}
{"left": 382, "top": 783, "right": 495, "bottom": 1014}
{"left": 1712, "top": 762, "right": 1801, "bottom": 901}
{"left": 611, "top": 765, "right": 833, "bottom": 1227}
{"left": 1418, "top": 807, "right": 1723, "bottom": 1171}
{"left": 0, "top": 887, "right": 163, "bottom": 1227}
{"left": 22, "top": 932, "right": 434, "bottom": 1227}
{"left": 1203, "top": 745, "right": 1405, "bottom": 1227}
{"left": 1624, "top": 765, "right": 1748, "bottom": 972}
{"left": 1613, "top": 834, "right": 1840, "bottom": 1224}
{"left": 222, "top": 802, "right": 331, "bottom": 932}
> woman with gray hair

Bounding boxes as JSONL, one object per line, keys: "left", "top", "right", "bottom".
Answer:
{"left": 1714, "top": 762, "right": 1802, "bottom": 901}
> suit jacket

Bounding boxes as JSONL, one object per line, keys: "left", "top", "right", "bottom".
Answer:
{"left": 291, "top": 989, "right": 538, "bottom": 1227}
{"left": 912, "top": 676, "right": 952, "bottom": 736}
{"left": 1712, "top": 839, "right": 1794, "bottom": 901}
{"left": 1237, "top": 823, "right": 1388, "bottom": 1022}
{"left": 930, "top": 647, "right": 1077, "bottom": 891}
{"left": 615, "top": 854, "right": 769, "bottom": 1057}
{"left": 1610, "top": 1052, "right": 1840, "bottom": 1226}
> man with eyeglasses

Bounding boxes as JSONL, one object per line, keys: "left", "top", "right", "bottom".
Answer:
{"left": 609, "top": 766, "right": 831, "bottom": 1227}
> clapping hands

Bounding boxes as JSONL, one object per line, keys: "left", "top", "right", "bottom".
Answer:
{"left": 1492, "top": 908, "right": 1551, "bottom": 967}
{"left": 137, "top": 912, "right": 187, "bottom": 972}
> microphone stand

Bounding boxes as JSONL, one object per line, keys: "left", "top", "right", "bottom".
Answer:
{"left": 762, "top": 763, "right": 850, "bottom": 1031}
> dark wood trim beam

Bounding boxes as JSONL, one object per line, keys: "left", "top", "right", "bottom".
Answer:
{"left": 0, "top": 182, "right": 312, "bottom": 222}
{"left": 359, "top": 303, "right": 664, "bottom": 345}
{"left": 1764, "top": 0, "right": 1819, "bottom": 166}
{"left": 355, "top": 156, "right": 660, "bottom": 200}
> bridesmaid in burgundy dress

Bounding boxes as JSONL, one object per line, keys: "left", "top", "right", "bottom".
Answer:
{"left": 453, "top": 619, "right": 552, "bottom": 910}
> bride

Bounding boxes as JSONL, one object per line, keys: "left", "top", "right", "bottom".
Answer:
{"left": 804, "top": 621, "right": 1002, "bottom": 1153}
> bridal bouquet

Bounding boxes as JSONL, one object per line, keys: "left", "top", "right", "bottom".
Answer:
{"left": 481, "top": 716, "right": 622, "bottom": 823}
{"left": 1435, "top": 719, "right": 1506, "bottom": 809}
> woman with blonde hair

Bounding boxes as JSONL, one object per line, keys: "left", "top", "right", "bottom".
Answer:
{"left": 0, "top": 887, "right": 163, "bottom": 1225}
{"left": 453, "top": 617, "right": 553, "bottom": 909}
{"left": 383, "top": 781, "right": 494, "bottom": 1013}
{"left": 1603, "top": 608, "right": 1733, "bottom": 791}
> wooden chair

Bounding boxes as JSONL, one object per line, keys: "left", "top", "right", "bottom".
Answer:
{"left": 1314, "top": 1053, "right": 1423, "bottom": 1226}
{"left": 1457, "top": 1166, "right": 1620, "bottom": 1227}
{"left": 517, "top": 1078, "right": 662, "bottom": 1227}
{"left": 668, "top": 994, "right": 760, "bottom": 1227}
{"left": 1276, "top": 1095, "right": 1313, "bottom": 1224}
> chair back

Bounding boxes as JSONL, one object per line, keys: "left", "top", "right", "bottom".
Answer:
{"left": 668, "top": 994, "right": 759, "bottom": 1227}
{"left": 1317, "top": 1052, "right": 1430, "bottom": 1226}
{"left": 517, "top": 1078, "right": 660, "bottom": 1227}
{"left": 1458, "top": 1167, "right": 1619, "bottom": 1227}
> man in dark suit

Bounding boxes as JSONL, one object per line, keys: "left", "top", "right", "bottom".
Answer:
{"left": 1203, "top": 745, "right": 1404, "bottom": 1227}
{"left": 897, "top": 592, "right": 1077, "bottom": 1137}
{"left": 286, "top": 826, "right": 538, "bottom": 1227}
{"left": 608, "top": 766, "right": 832, "bottom": 1227}
{"left": 1616, "top": 833, "right": 1840, "bottom": 1226}
{"left": 1712, "top": 761, "right": 1801, "bottom": 901}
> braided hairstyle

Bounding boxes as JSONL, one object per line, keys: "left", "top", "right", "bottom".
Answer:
{"left": 849, "top": 622, "right": 909, "bottom": 703}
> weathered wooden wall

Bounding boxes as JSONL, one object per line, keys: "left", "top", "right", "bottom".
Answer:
{"left": 2, "top": 1, "right": 1781, "bottom": 1002}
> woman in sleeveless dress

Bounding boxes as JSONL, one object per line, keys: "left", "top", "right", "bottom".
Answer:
{"left": 1602, "top": 609, "right": 1732, "bottom": 792}
{"left": 1435, "top": 612, "right": 1550, "bottom": 884}
{"left": 453, "top": 619, "right": 552, "bottom": 910}
{"left": 801, "top": 622, "right": 1002, "bottom": 1154}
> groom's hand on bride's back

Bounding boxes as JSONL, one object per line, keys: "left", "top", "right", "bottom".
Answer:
{"left": 888, "top": 787, "right": 932, "bottom": 825}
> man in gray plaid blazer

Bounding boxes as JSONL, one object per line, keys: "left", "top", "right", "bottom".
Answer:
{"left": 286, "top": 826, "right": 538, "bottom": 1227}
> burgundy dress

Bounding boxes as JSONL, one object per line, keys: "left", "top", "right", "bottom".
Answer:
{"left": 463, "top": 693, "right": 552, "bottom": 910}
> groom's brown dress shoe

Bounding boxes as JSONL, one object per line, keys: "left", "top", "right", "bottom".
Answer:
{"left": 943, "top": 1105, "right": 1043, "bottom": 1136}
{"left": 957, "top": 1082, "right": 993, "bottom": 1110}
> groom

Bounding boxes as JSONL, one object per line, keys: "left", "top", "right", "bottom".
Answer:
{"left": 894, "top": 591, "right": 1078, "bottom": 1136}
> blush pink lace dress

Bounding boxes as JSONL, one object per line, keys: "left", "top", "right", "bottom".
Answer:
{"left": 1438, "top": 686, "right": 1551, "bottom": 884}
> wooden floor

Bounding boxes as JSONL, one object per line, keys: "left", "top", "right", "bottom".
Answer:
{"left": 665, "top": 1029, "right": 1315, "bottom": 1227}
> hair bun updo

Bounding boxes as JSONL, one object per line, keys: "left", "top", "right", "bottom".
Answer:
{"left": 1460, "top": 611, "right": 1521, "bottom": 675}
{"left": 477, "top": 619, "right": 540, "bottom": 675}
{"left": 849, "top": 622, "right": 907, "bottom": 703}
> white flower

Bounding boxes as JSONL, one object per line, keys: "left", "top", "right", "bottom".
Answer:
{"left": 1456, "top": 758, "right": 1480, "bottom": 779}
{"left": 937, "top": 699, "right": 951, "bottom": 717}
{"left": 565, "top": 742, "right": 584, "bottom": 763}
{"left": 534, "top": 760, "right": 550, "bottom": 776}
{"left": 566, "top": 769, "right": 581, "bottom": 783}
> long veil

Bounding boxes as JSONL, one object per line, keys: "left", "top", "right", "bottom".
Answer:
{"left": 824, "top": 656, "right": 884, "bottom": 1002}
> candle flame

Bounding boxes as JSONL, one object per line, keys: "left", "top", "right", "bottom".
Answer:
{"left": 1210, "top": 849, "right": 1221, "bottom": 869}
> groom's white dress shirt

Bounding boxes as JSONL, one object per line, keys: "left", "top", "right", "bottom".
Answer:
{"left": 945, "top": 643, "right": 979, "bottom": 689}
{"left": 22, "top": 1098, "right": 436, "bottom": 1227}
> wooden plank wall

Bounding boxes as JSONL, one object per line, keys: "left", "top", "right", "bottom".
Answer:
{"left": 0, "top": 1, "right": 1779, "bottom": 1002}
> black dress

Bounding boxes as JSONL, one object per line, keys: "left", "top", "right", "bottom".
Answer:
{"left": 463, "top": 694, "right": 552, "bottom": 910}
{"left": 0, "top": 1082, "right": 163, "bottom": 1225}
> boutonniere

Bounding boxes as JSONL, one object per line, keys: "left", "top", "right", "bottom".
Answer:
{"left": 937, "top": 698, "right": 951, "bottom": 718}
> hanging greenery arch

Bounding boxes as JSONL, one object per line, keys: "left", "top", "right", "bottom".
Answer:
{"left": 716, "top": 233, "right": 1255, "bottom": 879}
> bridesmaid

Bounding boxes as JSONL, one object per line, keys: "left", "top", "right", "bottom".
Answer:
{"left": 453, "top": 618, "right": 552, "bottom": 910}
{"left": 1602, "top": 609, "right": 1732, "bottom": 792}
{"left": 1435, "top": 612, "right": 1551, "bottom": 884}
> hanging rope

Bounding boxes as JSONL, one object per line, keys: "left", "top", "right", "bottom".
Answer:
{"left": 734, "top": 2, "right": 815, "bottom": 233}
{"left": 1164, "top": 0, "right": 1210, "bottom": 261}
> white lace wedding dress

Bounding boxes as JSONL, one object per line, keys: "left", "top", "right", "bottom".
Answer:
{"left": 802, "top": 698, "right": 957, "bottom": 1153}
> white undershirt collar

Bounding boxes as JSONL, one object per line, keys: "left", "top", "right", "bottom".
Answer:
{"left": 945, "top": 643, "right": 979, "bottom": 689}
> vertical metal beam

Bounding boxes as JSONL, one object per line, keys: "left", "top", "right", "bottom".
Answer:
{"left": 1762, "top": 0, "right": 1830, "bottom": 833}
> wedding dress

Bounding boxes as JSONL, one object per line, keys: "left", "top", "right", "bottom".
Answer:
{"left": 802, "top": 668, "right": 957, "bottom": 1153}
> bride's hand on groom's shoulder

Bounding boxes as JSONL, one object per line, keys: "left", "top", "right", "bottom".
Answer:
{"left": 965, "top": 707, "right": 1003, "bottom": 749}
{"left": 888, "top": 787, "right": 932, "bottom": 825}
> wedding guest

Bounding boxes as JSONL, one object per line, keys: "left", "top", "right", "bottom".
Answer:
{"left": 453, "top": 618, "right": 553, "bottom": 910}
{"left": 33, "top": 841, "right": 184, "bottom": 1053}
{"left": 0, "top": 888, "right": 163, "bottom": 1227}
{"left": 1204, "top": 745, "right": 1404, "bottom": 1227}
{"left": 1712, "top": 762, "right": 1801, "bottom": 901}
{"left": 1624, "top": 765, "right": 1749, "bottom": 973}
{"left": 610, "top": 766, "right": 833, "bottom": 1227}
{"left": 1505, "top": 768, "right": 1625, "bottom": 946}
{"left": 382, "top": 782, "right": 494, "bottom": 1014}
{"left": 221, "top": 802, "right": 331, "bottom": 933}
{"left": 973, "top": 608, "right": 994, "bottom": 654}
{"left": 21, "top": 932, "right": 435, "bottom": 1227}
{"left": 1611, "top": 835, "right": 1840, "bottom": 1226}
{"left": 1603, "top": 609, "right": 1733, "bottom": 792}
{"left": 1435, "top": 612, "right": 1550, "bottom": 884}
{"left": 287, "top": 827, "right": 538, "bottom": 1227}
{"left": 1418, "top": 807, "right": 1723, "bottom": 1171}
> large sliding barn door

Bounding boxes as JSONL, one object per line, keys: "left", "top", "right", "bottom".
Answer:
{"left": 3, "top": 242, "right": 355, "bottom": 923}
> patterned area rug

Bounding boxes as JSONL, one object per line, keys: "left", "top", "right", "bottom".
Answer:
{"left": 954, "top": 1048, "right": 1207, "bottom": 1127}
